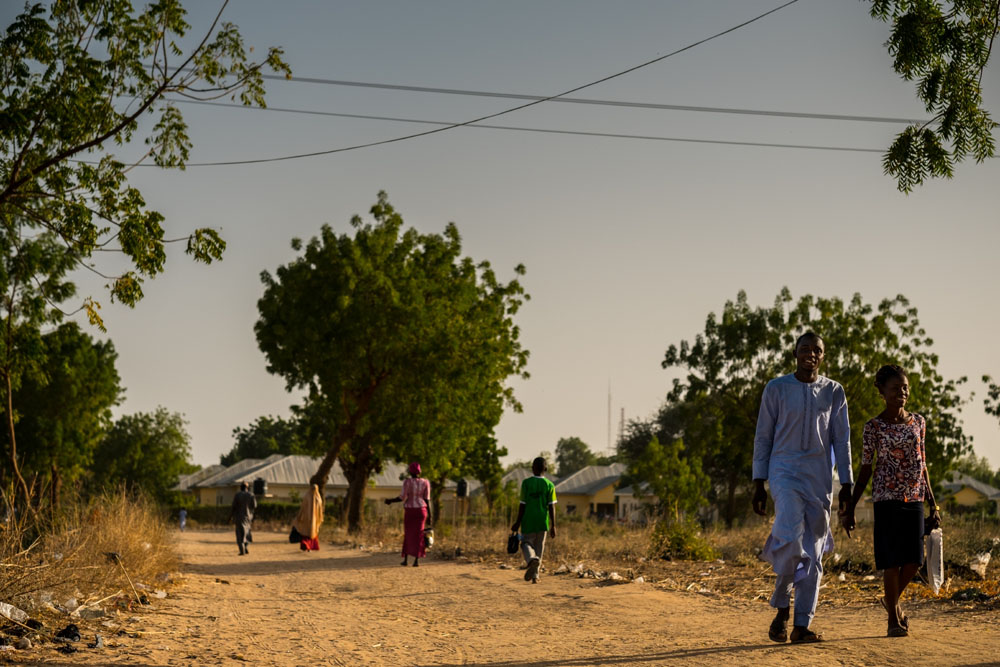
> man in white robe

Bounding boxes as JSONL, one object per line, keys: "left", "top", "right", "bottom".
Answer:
{"left": 752, "top": 332, "right": 852, "bottom": 643}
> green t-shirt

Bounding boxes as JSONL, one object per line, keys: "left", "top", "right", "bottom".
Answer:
{"left": 519, "top": 475, "right": 556, "bottom": 533}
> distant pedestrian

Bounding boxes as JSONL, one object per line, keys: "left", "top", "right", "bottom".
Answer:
{"left": 178, "top": 508, "right": 187, "bottom": 532}
{"left": 291, "top": 483, "right": 323, "bottom": 551}
{"left": 231, "top": 482, "right": 257, "bottom": 556}
{"left": 844, "top": 364, "right": 941, "bottom": 637}
{"left": 511, "top": 457, "right": 557, "bottom": 584}
{"left": 384, "top": 462, "right": 432, "bottom": 566}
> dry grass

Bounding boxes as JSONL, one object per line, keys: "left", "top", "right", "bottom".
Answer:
{"left": 0, "top": 489, "right": 177, "bottom": 629}
{"left": 335, "top": 511, "right": 1000, "bottom": 609}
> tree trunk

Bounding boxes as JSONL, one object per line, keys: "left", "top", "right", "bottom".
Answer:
{"left": 50, "top": 463, "right": 61, "bottom": 510}
{"left": 2, "top": 370, "right": 31, "bottom": 509}
{"left": 339, "top": 436, "right": 375, "bottom": 534}
{"left": 309, "top": 439, "right": 344, "bottom": 491}
{"left": 724, "top": 470, "right": 739, "bottom": 528}
{"left": 345, "top": 471, "right": 369, "bottom": 534}
{"left": 430, "top": 474, "right": 448, "bottom": 526}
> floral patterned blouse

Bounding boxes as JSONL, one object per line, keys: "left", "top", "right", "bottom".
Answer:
{"left": 861, "top": 413, "right": 927, "bottom": 503}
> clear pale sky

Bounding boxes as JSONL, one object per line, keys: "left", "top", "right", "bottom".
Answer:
{"left": 13, "top": 1, "right": 999, "bottom": 468}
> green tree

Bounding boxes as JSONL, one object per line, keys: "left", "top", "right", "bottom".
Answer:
{"left": 255, "top": 192, "right": 529, "bottom": 531}
{"left": 461, "top": 435, "right": 507, "bottom": 516}
{"left": 15, "top": 322, "right": 121, "bottom": 506}
{"left": 869, "top": 1, "right": 998, "bottom": 192}
{"left": 984, "top": 374, "right": 1000, "bottom": 424}
{"left": 629, "top": 436, "right": 709, "bottom": 521}
{"left": 90, "top": 407, "right": 197, "bottom": 503}
{"left": 555, "top": 436, "right": 596, "bottom": 478}
{"left": 0, "top": 0, "right": 288, "bottom": 505}
{"left": 0, "top": 228, "right": 76, "bottom": 501}
{"left": 951, "top": 452, "right": 1000, "bottom": 488}
{"left": 222, "top": 414, "right": 311, "bottom": 466}
{"left": 661, "top": 289, "right": 971, "bottom": 526}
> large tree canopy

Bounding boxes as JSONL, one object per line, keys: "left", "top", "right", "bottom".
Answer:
{"left": 0, "top": 0, "right": 287, "bottom": 507}
{"left": 555, "top": 436, "right": 597, "bottom": 478}
{"left": 869, "top": 1, "right": 998, "bottom": 192}
{"left": 255, "top": 192, "right": 529, "bottom": 530}
{"left": 14, "top": 322, "right": 121, "bottom": 505}
{"left": 0, "top": 0, "right": 289, "bottom": 311}
{"left": 640, "top": 289, "right": 971, "bottom": 526}
{"left": 91, "top": 407, "right": 197, "bottom": 502}
{"left": 221, "top": 414, "right": 315, "bottom": 466}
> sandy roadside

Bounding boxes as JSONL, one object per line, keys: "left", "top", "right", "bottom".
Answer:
{"left": 14, "top": 529, "right": 1000, "bottom": 666}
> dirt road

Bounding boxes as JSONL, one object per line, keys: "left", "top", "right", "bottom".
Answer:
{"left": 22, "top": 530, "right": 1000, "bottom": 666}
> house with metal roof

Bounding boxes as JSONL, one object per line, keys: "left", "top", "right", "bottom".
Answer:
{"left": 942, "top": 472, "right": 1000, "bottom": 513}
{"left": 613, "top": 483, "right": 652, "bottom": 523}
{"left": 172, "top": 464, "right": 226, "bottom": 498}
{"left": 189, "top": 455, "right": 463, "bottom": 510}
{"left": 554, "top": 463, "right": 626, "bottom": 519}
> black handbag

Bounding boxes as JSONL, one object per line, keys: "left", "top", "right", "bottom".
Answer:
{"left": 506, "top": 532, "right": 520, "bottom": 554}
{"left": 289, "top": 526, "right": 303, "bottom": 543}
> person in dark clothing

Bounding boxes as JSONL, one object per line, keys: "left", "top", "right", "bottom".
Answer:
{"left": 231, "top": 481, "right": 257, "bottom": 556}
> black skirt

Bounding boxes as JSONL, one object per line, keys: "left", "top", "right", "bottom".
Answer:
{"left": 873, "top": 500, "right": 925, "bottom": 569}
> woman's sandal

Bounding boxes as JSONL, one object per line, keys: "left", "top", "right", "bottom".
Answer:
{"left": 879, "top": 596, "right": 909, "bottom": 630}
{"left": 789, "top": 626, "right": 823, "bottom": 643}
{"left": 887, "top": 624, "right": 909, "bottom": 638}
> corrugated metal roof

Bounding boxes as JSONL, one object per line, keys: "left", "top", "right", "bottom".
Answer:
{"left": 172, "top": 464, "right": 226, "bottom": 491}
{"left": 614, "top": 482, "right": 650, "bottom": 497}
{"left": 555, "top": 463, "right": 626, "bottom": 496}
{"left": 192, "top": 456, "right": 273, "bottom": 488}
{"left": 192, "top": 456, "right": 464, "bottom": 490}
{"left": 943, "top": 472, "right": 1000, "bottom": 499}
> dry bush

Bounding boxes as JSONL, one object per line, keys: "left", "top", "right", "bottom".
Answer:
{"left": 338, "top": 509, "right": 1000, "bottom": 606}
{"left": 0, "top": 489, "right": 177, "bottom": 618}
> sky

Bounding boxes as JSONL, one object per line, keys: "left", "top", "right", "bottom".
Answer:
{"left": 9, "top": 1, "right": 999, "bottom": 468}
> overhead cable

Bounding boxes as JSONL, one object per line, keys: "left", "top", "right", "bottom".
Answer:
{"left": 154, "top": 0, "right": 805, "bottom": 167}
{"left": 165, "top": 98, "right": 882, "bottom": 154}
{"left": 255, "top": 76, "right": 927, "bottom": 126}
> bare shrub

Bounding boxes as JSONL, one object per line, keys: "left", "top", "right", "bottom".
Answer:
{"left": 0, "top": 488, "right": 177, "bottom": 615}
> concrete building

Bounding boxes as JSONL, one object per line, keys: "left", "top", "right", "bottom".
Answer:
{"left": 189, "top": 455, "right": 462, "bottom": 512}
{"left": 554, "top": 463, "right": 626, "bottom": 518}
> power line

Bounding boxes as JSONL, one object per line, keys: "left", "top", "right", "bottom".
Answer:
{"left": 162, "top": 0, "right": 805, "bottom": 167}
{"left": 256, "top": 77, "right": 927, "bottom": 127}
{"left": 164, "top": 98, "right": 882, "bottom": 154}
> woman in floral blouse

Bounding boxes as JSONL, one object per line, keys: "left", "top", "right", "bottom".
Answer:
{"left": 847, "top": 364, "right": 941, "bottom": 637}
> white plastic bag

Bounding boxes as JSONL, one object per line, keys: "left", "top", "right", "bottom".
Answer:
{"left": 970, "top": 551, "right": 991, "bottom": 579}
{"left": 0, "top": 601, "right": 27, "bottom": 623}
{"left": 925, "top": 527, "right": 944, "bottom": 594}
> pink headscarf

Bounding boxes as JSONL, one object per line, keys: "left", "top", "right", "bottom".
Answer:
{"left": 408, "top": 462, "right": 421, "bottom": 476}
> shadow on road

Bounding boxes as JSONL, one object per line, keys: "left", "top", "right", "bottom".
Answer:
{"left": 184, "top": 550, "right": 431, "bottom": 577}
{"left": 420, "top": 635, "right": 889, "bottom": 667}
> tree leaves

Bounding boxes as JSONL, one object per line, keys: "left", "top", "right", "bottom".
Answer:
{"left": 870, "top": 1, "right": 998, "bottom": 192}
{"left": 647, "top": 288, "right": 972, "bottom": 524}
{"left": 255, "top": 192, "right": 528, "bottom": 525}
{"left": 0, "top": 0, "right": 289, "bottom": 311}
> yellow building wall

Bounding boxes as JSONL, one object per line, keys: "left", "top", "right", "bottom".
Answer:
{"left": 558, "top": 494, "right": 590, "bottom": 515}
{"left": 591, "top": 484, "right": 616, "bottom": 505}
{"left": 953, "top": 487, "right": 987, "bottom": 507}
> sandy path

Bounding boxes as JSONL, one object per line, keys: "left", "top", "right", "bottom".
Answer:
{"left": 22, "top": 529, "right": 1000, "bottom": 666}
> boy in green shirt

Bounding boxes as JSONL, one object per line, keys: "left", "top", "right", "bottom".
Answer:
{"left": 511, "top": 457, "right": 557, "bottom": 583}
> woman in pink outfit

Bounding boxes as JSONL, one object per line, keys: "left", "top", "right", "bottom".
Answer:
{"left": 384, "top": 462, "right": 432, "bottom": 566}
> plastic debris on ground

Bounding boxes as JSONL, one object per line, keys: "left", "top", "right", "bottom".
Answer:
{"left": 970, "top": 552, "right": 991, "bottom": 579}
{"left": 56, "top": 623, "right": 82, "bottom": 642}
{"left": 0, "top": 602, "right": 27, "bottom": 623}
